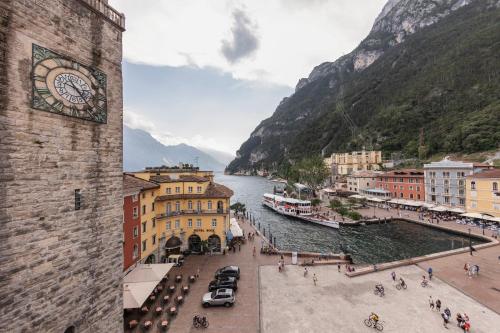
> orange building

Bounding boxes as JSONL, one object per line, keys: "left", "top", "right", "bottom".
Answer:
{"left": 376, "top": 169, "right": 425, "bottom": 201}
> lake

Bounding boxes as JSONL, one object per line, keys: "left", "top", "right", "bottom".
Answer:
{"left": 215, "top": 173, "right": 485, "bottom": 264}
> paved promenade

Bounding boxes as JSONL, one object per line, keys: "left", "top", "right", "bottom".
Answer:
{"left": 260, "top": 264, "right": 499, "bottom": 333}
{"left": 165, "top": 218, "right": 277, "bottom": 333}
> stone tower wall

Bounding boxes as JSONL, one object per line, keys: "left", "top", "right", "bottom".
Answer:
{"left": 0, "top": 0, "right": 124, "bottom": 332}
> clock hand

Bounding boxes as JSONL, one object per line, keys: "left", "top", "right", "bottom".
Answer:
{"left": 67, "top": 80, "right": 97, "bottom": 118}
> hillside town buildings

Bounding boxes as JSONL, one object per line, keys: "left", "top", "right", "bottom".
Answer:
{"left": 423, "top": 159, "right": 491, "bottom": 207}
{"left": 466, "top": 169, "right": 500, "bottom": 218}
{"left": 346, "top": 171, "right": 383, "bottom": 193}
{"left": 325, "top": 150, "right": 382, "bottom": 176}
{"left": 0, "top": 0, "right": 125, "bottom": 331}
{"left": 376, "top": 169, "right": 425, "bottom": 201}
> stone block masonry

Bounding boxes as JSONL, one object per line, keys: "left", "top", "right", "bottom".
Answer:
{"left": 0, "top": 0, "right": 124, "bottom": 332}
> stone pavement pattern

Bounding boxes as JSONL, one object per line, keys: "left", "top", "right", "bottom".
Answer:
{"left": 162, "top": 218, "right": 278, "bottom": 333}
{"left": 260, "top": 264, "right": 499, "bottom": 333}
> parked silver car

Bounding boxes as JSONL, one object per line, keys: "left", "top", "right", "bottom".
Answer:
{"left": 202, "top": 288, "right": 235, "bottom": 308}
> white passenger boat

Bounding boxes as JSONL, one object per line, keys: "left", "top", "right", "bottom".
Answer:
{"left": 262, "top": 193, "right": 339, "bottom": 229}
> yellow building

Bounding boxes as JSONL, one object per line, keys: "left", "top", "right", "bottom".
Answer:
{"left": 328, "top": 150, "right": 382, "bottom": 175}
{"left": 466, "top": 169, "right": 500, "bottom": 218}
{"left": 132, "top": 166, "right": 233, "bottom": 261}
{"left": 138, "top": 181, "right": 161, "bottom": 263}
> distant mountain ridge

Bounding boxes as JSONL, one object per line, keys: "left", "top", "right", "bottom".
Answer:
{"left": 227, "top": 0, "right": 500, "bottom": 174}
{"left": 123, "top": 126, "right": 227, "bottom": 171}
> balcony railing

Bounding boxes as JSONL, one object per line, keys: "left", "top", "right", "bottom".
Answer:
{"left": 80, "top": 0, "right": 125, "bottom": 30}
{"left": 156, "top": 209, "right": 229, "bottom": 220}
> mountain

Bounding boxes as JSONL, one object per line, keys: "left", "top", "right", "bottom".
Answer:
{"left": 123, "top": 126, "right": 226, "bottom": 171}
{"left": 197, "top": 147, "right": 235, "bottom": 166}
{"left": 227, "top": 0, "right": 500, "bottom": 174}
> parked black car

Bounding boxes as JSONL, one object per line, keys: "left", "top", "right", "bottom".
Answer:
{"left": 208, "top": 276, "right": 238, "bottom": 291}
{"left": 215, "top": 265, "right": 240, "bottom": 280}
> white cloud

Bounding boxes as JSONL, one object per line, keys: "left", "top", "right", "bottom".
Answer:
{"left": 109, "top": 0, "right": 387, "bottom": 86}
{"left": 124, "top": 109, "right": 232, "bottom": 153}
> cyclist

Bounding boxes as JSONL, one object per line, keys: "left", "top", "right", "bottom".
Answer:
{"left": 399, "top": 277, "right": 406, "bottom": 288}
{"left": 375, "top": 284, "right": 384, "bottom": 294}
{"left": 369, "top": 312, "right": 380, "bottom": 324}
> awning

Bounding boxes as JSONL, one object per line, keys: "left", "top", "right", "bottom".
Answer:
{"left": 421, "top": 203, "right": 436, "bottom": 209}
{"left": 461, "top": 212, "right": 499, "bottom": 221}
{"left": 349, "top": 194, "right": 366, "bottom": 199}
{"left": 448, "top": 207, "right": 465, "bottom": 214}
{"left": 429, "top": 205, "right": 448, "bottom": 212}
{"left": 322, "top": 188, "right": 336, "bottom": 193}
{"left": 230, "top": 218, "right": 243, "bottom": 237}
{"left": 401, "top": 200, "right": 423, "bottom": 207}
{"left": 123, "top": 264, "right": 174, "bottom": 309}
{"left": 367, "top": 197, "right": 384, "bottom": 202}
{"left": 123, "top": 281, "right": 158, "bottom": 309}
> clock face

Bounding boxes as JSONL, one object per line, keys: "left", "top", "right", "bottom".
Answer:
{"left": 31, "top": 44, "right": 107, "bottom": 123}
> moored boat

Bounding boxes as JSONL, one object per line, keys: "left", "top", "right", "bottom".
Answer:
{"left": 262, "top": 193, "right": 339, "bottom": 229}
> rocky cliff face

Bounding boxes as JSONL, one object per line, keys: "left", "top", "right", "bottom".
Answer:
{"left": 227, "top": 0, "right": 500, "bottom": 174}
{"left": 296, "top": 0, "right": 474, "bottom": 92}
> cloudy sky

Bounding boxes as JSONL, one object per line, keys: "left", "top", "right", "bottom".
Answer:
{"left": 109, "top": 0, "right": 387, "bottom": 155}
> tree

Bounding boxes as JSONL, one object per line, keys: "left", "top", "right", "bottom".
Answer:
{"left": 293, "top": 154, "right": 330, "bottom": 195}
{"left": 230, "top": 202, "right": 246, "bottom": 214}
{"left": 330, "top": 199, "right": 343, "bottom": 209}
{"left": 311, "top": 198, "right": 322, "bottom": 207}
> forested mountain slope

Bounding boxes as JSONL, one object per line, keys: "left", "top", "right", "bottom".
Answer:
{"left": 227, "top": 0, "right": 500, "bottom": 174}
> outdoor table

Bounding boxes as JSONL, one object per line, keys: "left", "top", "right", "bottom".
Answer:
{"left": 168, "top": 285, "right": 175, "bottom": 293}
{"left": 162, "top": 295, "right": 170, "bottom": 304}
{"left": 128, "top": 320, "right": 138, "bottom": 329}
{"left": 176, "top": 295, "right": 183, "bottom": 305}
{"left": 182, "top": 286, "right": 189, "bottom": 294}
{"left": 189, "top": 275, "right": 195, "bottom": 283}
{"left": 160, "top": 320, "right": 169, "bottom": 328}
{"left": 149, "top": 295, "right": 156, "bottom": 301}
{"left": 155, "top": 306, "right": 162, "bottom": 314}
{"left": 175, "top": 275, "right": 182, "bottom": 283}
{"left": 141, "top": 306, "right": 149, "bottom": 313}
{"left": 143, "top": 321, "right": 152, "bottom": 329}
{"left": 157, "top": 285, "right": 163, "bottom": 292}
{"left": 169, "top": 306, "right": 177, "bottom": 316}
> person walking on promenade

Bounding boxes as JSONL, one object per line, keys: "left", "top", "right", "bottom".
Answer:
{"left": 429, "top": 296, "right": 434, "bottom": 310}
{"left": 464, "top": 263, "right": 469, "bottom": 275}
{"left": 428, "top": 267, "right": 433, "bottom": 280}
{"left": 253, "top": 246, "right": 256, "bottom": 257}
{"left": 337, "top": 264, "right": 341, "bottom": 273}
{"left": 442, "top": 310, "right": 450, "bottom": 329}
{"left": 278, "top": 261, "right": 282, "bottom": 273}
{"left": 304, "top": 267, "right": 308, "bottom": 277}
{"left": 436, "top": 299, "right": 442, "bottom": 312}
{"left": 196, "top": 267, "right": 200, "bottom": 279}
{"left": 391, "top": 271, "right": 396, "bottom": 282}
{"left": 313, "top": 273, "right": 318, "bottom": 286}
{"left": 238, "top": 243, "right": 241, "bottom": 252}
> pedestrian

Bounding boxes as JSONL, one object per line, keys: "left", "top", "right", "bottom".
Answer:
{"left": 233, "top": 246, "right": 236, "bottom": 253}
{"left": 442, "top": 311, "right": 450, "bottom": 329}
{"left": 429, "top": 296, "right": 434, "bottom": 310}
{"left": 253, "top": 246, "right": 256, "bottom": 257}
{"left": 196, "top": 267, "right": 200, "bottom": 279}
{"left": 313, "top": 273, "right": 318, "bottom": 286}
{"left": 436, "top": 299, "right": 441, "bottom": 312}
{"left": 337, "top": 263, "right": 341, "bottom": 273}
{"left": 428, "top": 267, "right": 433, "bottom": 280}
{"left": 303, "top": 267, "right": 308, "bottom": 277}
{"left": 464, "top": 263, "right": 469, "bottom": 275}
{"left": 278, "top": 261, "right": 281, "bottom": 272}
{"left": 238, "top": 243, "right": 241, "bottom": 252}
{"left": 391, "top": 271, "right": 396, "bottom": 282}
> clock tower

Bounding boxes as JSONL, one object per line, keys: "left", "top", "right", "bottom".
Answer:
{"left": 0, "top": 1, "right": 125, "bottom": 332}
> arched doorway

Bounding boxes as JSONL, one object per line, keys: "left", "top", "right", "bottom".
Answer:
{"left": 217, "top": 201, "right": 224, "bottom": 213}
{"left": 165, "top": 236, "right": 182, "bottom": 256}
{"left": 64, "top": 326, "right": 76, "bottom": 333}
{"left": 188, "top": 234, "right": 202, "bottom": 253}
{"left": 145, "top": 254, "right": 155, "bottom": 264}
{"left": 208, "top": 234, "right": 221, "bottom": 253}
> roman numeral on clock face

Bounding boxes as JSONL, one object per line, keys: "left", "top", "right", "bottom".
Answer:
{"left": 37, "top": 88, "right": 51, "bottom": 97}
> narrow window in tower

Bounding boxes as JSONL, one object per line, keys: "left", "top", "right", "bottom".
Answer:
{"left": 75, "top": 189, "right": 81, "bottom": 210}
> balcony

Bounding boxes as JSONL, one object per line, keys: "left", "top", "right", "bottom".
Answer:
{"left": 80, "top": 0, "right": 125, "bottom": 30}
{"left": 156, "top": 209, "right": 229, "bottom": 220}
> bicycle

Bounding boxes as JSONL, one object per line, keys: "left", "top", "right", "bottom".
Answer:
{"left": 364, "top": 317, "right": 384, "bottom": 331}
{"left": 374, "top": 284, "right": 385, "bottom": 297}
{"left": 421, "top": 280, "right": 429, "bottom": 288}
{"left": 193, "top": 315, "right": 209, "bottom": 329}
